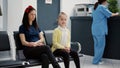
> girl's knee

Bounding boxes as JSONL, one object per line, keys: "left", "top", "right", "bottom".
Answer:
{"left": 70, "top": 51, "right": 78, "bottom": 56}
{"left": 62, "top": 52, "right": 69, "bottom": 59}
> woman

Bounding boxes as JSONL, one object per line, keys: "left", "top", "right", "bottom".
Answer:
{"left": 92, "top": 0, "right": 119, "bottom": 64}
{"left": 51, "top": 12, "right": 80, "bottom": 68}
{"left": 19, "top": 5, "right": 61, "bottom": 68}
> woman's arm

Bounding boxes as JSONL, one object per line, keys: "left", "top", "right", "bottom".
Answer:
{"left": 111, "top": 12, "right": 119, "bottom": 17}
{"left": 19, "top": 34, "right": 35, "bottom": 47}
{"left": 35, "top": 32, "right": 45, "bottom": 46}
{"left": 100, "top": 6, "right": 119, "bottom": 18}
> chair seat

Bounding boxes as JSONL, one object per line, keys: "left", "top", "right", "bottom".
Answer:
{"left": 0, "top": 60, "right": 23, "bottom": 67}
{"left": 22, "top": 59, "right": 42, "bottom": 66}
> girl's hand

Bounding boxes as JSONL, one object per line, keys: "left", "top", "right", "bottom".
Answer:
{"left": 64, "top": 47, "right": 70, "bottom": 53}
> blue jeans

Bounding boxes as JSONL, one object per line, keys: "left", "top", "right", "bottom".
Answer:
{"left": 92, "top": 35, "right": 105, "bottom": 64}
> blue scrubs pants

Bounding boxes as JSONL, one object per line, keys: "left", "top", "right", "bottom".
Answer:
{"left": 92, "top": 35, "right": 105, "bottom": 64}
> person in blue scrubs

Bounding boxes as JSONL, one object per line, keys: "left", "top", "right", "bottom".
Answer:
{"left": 92, "top": 0, "right": 119, "bottom": 64}
{"left": 19, "top": 6, "right": 61, "bottom": 68}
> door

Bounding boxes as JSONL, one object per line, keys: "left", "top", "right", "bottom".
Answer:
{"left": 37, "top": 0, "right": 60, "bottom": 30}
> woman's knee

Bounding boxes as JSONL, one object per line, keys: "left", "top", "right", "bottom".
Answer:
{"left": 41, "top": 45, "right": 51, "bottom": 51}
{"left": 40, "top": 54, "right": 49, "bottom": 63}
{"left": 44, "top": 45, "right": 50, "bottom": 49}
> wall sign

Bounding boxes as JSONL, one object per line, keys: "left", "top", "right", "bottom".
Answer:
{"left": 45, "top": 0, "right": 52, "bottom": 4}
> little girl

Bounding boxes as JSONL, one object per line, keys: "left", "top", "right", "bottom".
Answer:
{"left": 51, "top": 12, "right": 80, "bottom": 68}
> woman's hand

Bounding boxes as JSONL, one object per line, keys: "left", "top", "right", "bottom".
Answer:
{"left": 28, "top": 42, "right": 37, "bottom": 47}
{"left": 34, "top": 40, "right": 44, "bottom": 47}
{"left": 28, "top": 42, "right": 44, "bottom": 47}
{"left": 37, "top": 42, "right": 44, "bottom": 46}
{"left": 112, "top": 12, "right": 119, "bottom": 16}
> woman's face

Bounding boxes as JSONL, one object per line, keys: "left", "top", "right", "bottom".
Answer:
{"left": 58, "top": 14, "right": 67, "bottom": 28}
{"left": 28, "top": 10, "right": 36, "bottom": 22}
{"left": 103, "top": 1, "right": 108, "bottom": 5}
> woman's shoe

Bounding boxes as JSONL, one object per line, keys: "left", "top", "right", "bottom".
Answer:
{"left": 98, "top": 61, "right": 104, "bottom": 64}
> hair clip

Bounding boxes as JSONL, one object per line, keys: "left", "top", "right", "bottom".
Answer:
{"left": 25, "top": 5, "right": 33, "bottom": 13}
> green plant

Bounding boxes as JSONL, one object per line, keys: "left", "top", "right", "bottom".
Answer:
{"left": 108, "top": 0, "right": 119, "bottom": 13}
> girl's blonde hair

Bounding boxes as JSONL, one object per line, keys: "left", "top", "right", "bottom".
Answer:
{"left": 58, "top": 12, "right": 67, "bottom": 19}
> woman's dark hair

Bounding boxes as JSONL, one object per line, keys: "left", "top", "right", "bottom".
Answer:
{"left": 94, "top": 0, "right": 107, "bottom": 10}
{"left": 22, "top": 5, "right": 39, "bottom": 30}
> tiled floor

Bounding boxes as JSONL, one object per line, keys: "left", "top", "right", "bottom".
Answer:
{"left": 27, "top": 55, "right": 120, "bottom": 68}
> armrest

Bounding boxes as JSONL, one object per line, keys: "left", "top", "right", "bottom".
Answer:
{"left": 71, "top": 42, "right": 81, "bottom": 53}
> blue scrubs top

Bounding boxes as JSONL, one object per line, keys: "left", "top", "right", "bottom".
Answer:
{"left": 91, "top": 5, "right": 112, "bottom": 35}
{"left": 19, "top": 25, "right": 41, "bottom": 42}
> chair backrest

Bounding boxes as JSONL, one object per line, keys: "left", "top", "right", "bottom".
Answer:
{"left": 13, "top": 31, "right": 23, "bottom": 50}
{"left": 0, "top": 31, "right": 11, "bottom": 61}
{"left": 0, "top": 31, "right": 10, "bottom": 51}
{"left": 43, "top": 30, "right": 53, "bottom": 47}
{"left": 13, "top": 31, "right": 25, "bottom": 60}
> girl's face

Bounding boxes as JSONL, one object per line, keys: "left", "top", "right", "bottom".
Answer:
{"left": 58, "top": 14, "right": 67, "bottom": 28}
{"left": 28, "top": 10, "right": 36, "bottom": 22}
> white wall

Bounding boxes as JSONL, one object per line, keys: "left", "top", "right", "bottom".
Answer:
{"left": 22, "top": 0, "right": 37, "bottom": 15}
{"left": 7, "top": 0, "right": 37, "bottom": 33}
{"left": 61, "top": 0, "right": 96, "bottom": 16}
{"left": 7, "top": 0, "right": 97, "bottom": 35}
{"left": 0, "top": 0, "right": 3, "bottom": 30}
{"left": 60, "top": 0, "right": 97, "bottom": 30}
{"left": 7, "top": 0, "right": 23, "bottom": 60}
